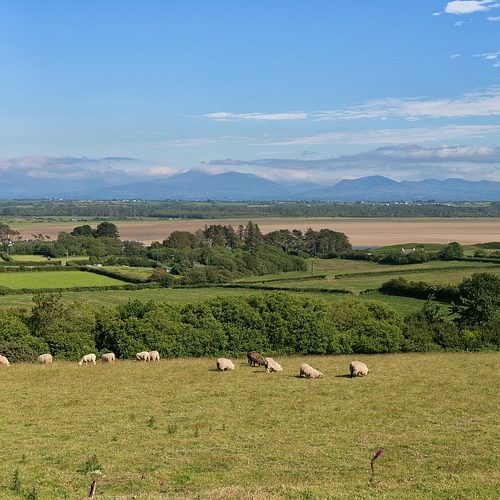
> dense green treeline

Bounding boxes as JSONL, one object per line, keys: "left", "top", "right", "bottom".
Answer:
{"left": 1, "top": 200, "right": 500, "bottom": 218}
{"left": 3, "top": 222, "right": 353, "bottom": 284}
{"left": 0, "top": 290, "right": 497, "bottom": 363}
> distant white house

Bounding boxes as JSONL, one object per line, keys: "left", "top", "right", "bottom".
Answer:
{"left": 401, "top": 247, "right": 416, "bottom": 256}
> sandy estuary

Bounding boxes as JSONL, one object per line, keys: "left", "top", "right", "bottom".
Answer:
{"left": 11, "top": 217, "right": 500, "bottom": 246}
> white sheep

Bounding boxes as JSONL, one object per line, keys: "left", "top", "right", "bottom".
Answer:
{"left": 101, "top": 352, "right": 116, "bottom": 363}
{"left": 265, "top": 357, "right": 283, "bottom": 373}
{"left": 299, "top": 363, "right": 323, "bottom": 379}
{"left": 78, "top": 353, "right": 97, "bottom": 366}
{"left": 149, "top": 350, "right": 160, "bottom": 362}
{"left": 349, "top": 360, "right": 369, "bottom": 378}
{"left": 216, "top": 357, "right": 235, "bottom": 371}
{"left": 38, "top": 353, "right": 53, "bottom": 364}
{"left": 0, "top": 354, "right": 10, "bottom": 366}
{"left": 136, "top": 351, "right": 150, "bottom": 362}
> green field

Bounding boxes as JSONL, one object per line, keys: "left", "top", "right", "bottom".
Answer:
{"left": 7, "top": 255, "right": 53, "bottom": 262}
{"left": 0, "top": 256, "right": 496, "bottom": 315}
{"left": 240, "top": 259, "right": 500, "bottom": 293}
{"left": 259, "top": 267, "right": 500, "bottom": 292}
{"left": 0, "top": 286, "right": 429, "bottom": 316}
{"left": 0, "top": 353, "right": 498, "bottom": 498}
{"left": 102, "top": 266, "right": 155, "bottom": 281}
{"left": 9, "top": 255, "right": 89, "bottom": 265}
{"left": 0, "top": 271, "right": 125, "bottom": 290}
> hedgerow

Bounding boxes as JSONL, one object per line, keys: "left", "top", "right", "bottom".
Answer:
{"left": 0, "top": 288, "right": 497, "bottom": 363}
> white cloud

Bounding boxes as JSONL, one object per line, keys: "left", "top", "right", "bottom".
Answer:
{"left": 450, "top": 53, "right": 462, "bottom": 58}
{"left": 445, "top": 1, "right": 497, "bottom": 15}
{"left": 473, "top": 51, "right": 500, "bottom": 66}
{"left": 208, "top": 145, "right": 500, "bottom": 182}
{"left": 148, "top": 136, "right": 248, "bottom": 147}
{"left": 487, "top": 15, "right": 500, "bottom": 19}
{"left": 454, "top": 20, "right": 465, "bottom": 25}
{"left": 142, "top": 166, "right": 176, "bottom": 176}
{"left": 432, "top": 11, "right": 442, "bottom": 15}
{"left": 316, "top": 89, "right": 500, "bottom": 120}
{"left": 269, "top": 125, "right": 500, "bottom": 146}
{"left": 203, "top": 111, "right": 307, "bottom": 121}
{"left": 204, "top": 89, "right": 500, "bottom": 123}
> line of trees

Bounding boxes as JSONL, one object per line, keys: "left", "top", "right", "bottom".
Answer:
{"left": 1, "top": 200, "right": 500, "bottom": 218}
{"left": 0, "top": 287, "right": 498, "bottom": 363}
{"left": 3, "top": 222, "right": 355, "bottom": 284}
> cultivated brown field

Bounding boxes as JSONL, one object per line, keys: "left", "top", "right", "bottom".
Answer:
{"left": 12, "top": 217, "right": 500, "bottom": 246}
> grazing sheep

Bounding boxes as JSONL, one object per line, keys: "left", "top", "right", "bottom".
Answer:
{"left": 350, "top": 361, "right": 369, "bottom": 378}
{"left": 149, "top": 351, "right": 160, "bottom": 362}
{"left": 0, "top": 354, "right": 10, "bottom": 366}
{"left": 78, "top": 353, "right": 96, "bottom": 366}
{"left": 299, "top": 363, "right": 323, "bottom": 379}
{"left": 38, "top": 353, "right": 53, "bottom": 364}
{"left": 136, "top": 351, "right": 150, "bottom": 362}
{"left": 247, "top": 351, "right": 268, "bottom": 369}
{"left": 265, "top": 357, "right": 283, "bottom": 373}
{"left": 101, "top": 352, "right": 116, "bottom": 363}
{"left": 216, "top": 357, "right": 235, "bottom": 371}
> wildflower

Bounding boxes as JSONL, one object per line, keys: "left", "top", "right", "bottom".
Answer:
{"left": 370, "top": 448, "right": 384, "bottom": 484}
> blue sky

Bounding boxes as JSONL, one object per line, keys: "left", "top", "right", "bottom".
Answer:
{"left": 1, "top": 0, "right": 500, "bottom": 184}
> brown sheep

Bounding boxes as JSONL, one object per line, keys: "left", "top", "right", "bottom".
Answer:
{"left": 247, "top": 351, "right": 268, "bottom": 369}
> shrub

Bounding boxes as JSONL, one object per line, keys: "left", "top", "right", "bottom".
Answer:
{"left": 438, "top": 241, "right": 464, "bottom": 260}
{"left": 329, "top": 298, "right": 403, "bottom": 354}
{"left": 0, "top": 342, "right": 40, "bottom": 363}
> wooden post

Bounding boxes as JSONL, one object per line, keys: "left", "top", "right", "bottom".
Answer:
{"left": 89, "top": 479, "right": 97, "bottom": 498}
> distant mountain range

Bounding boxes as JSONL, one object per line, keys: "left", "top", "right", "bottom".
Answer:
{"left": 2, "top": 170, "right": 500, "bottom": 202}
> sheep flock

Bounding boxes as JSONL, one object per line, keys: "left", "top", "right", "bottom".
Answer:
{"left": 0, "top": 350, "right": 370, "bottom": 379}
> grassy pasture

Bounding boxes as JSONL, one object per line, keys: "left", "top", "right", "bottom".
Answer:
{"left": 0, "top": 271, "right": 125, "bottom": 290}
{"left": 239, "top": 258, "right": 500, "bottom": 282}
{"left": 7, "top": 255, "right": 52, "bottom": 262}
{"left": 0, "top": 286, "right": 429, "bottom": 315}
{"left": 101, "top": 266, "right": 154, "bottom": 281}
{"left": 241, "top": 259, "right": 500, "bottom": 292}
{"left": 0, "top": 353, "right": 498, "bottom": 498}
{"left": 334, "top": 267, "right": 500, "bottom": 291}
{"left": 9, "top": 255, "right": 89, "bottom": 265}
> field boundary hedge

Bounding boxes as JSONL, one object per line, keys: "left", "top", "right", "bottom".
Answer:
{"left": 0, "top": 265, "right": 75, "bottom": 273}
{"left": 82, "top": 266, "right": 150, "bottom": 284}
{"left": 222, "top": 283, "right": 352, "bottom": 294}
{"left": 0, "top": 282, "right": 160, "bottom": 296}
{"left": 334, "top": 264, "right": 500, "bottom": 280}
{"left": 379, "top": 278, "right": 459, "bottom": 302}
{"left": 236, "top": 274, "right": 327, "bottom": 284}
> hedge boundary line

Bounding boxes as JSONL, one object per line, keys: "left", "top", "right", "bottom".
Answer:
{"left": 334, "top": 263, "right": 500, "bottom": 279}
{"left": 222, "top": 283, "right": 352, "bottom": 294}
{"left": 236, "top": 274, "right": 327, "bottom": 284}
{"left": 0, "top": 282, "right": 160, "bottom": 296}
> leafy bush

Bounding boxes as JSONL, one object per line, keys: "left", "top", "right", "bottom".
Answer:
{"left": 379, "top": 277, "right": 459, "bottom": 302}
{"left": 0, "top": 342, "right": 41, "bottom": 363}
{"left": 438, "top": 242, "right": 464, "bottom": 261}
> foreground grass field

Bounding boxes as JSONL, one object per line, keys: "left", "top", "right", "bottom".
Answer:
{"left": 0, "top": 271, "right": 125, "bottom": 289}
{"left": 0, "top": 353, "right": 498, "bottom": 499}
